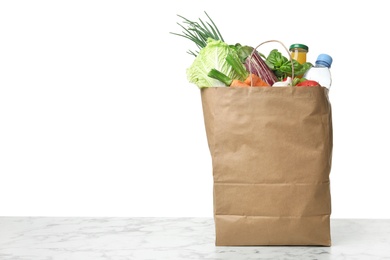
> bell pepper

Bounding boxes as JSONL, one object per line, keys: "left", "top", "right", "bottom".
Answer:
{"left": 296, "top": 80, "right": 320, "bottom": 87}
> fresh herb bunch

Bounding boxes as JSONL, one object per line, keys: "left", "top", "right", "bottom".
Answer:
{"left": 265, "top": 49, "right": 313, "bottom": 81}
{"left": 170, "top": 11, "right": 224, "bottom": 57}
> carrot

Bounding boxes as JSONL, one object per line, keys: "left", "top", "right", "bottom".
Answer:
{"left": 230, "top": 79, "right": 250, "bottom": 87}
{"left": 207, "top": 69, "right": 269, "bottom": 88}
{"left": 244, "top": 73, "right": 270, "bottom": 87}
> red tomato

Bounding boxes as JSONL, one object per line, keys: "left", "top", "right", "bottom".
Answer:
{"left": 296, "top": 80, "right": 320, "bottom": 87}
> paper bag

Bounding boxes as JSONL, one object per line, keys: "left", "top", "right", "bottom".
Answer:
{"left": 201, "top": 86, "right": 332, "bottom": 246}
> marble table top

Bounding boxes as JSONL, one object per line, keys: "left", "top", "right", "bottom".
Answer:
{"left": 0, "top": 217, "right": 389, "bottom": 259}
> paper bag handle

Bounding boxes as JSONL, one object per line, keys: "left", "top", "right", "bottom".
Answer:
{"left": 248, "top": 40, "right": 294, "bottom": 87}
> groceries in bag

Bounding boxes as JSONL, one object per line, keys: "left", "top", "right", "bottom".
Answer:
{"left": 170, "top": 12, "right": 332, "bottom": 89}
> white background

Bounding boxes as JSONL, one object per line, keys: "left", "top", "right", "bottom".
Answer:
{"left": 1, "top": 0, "right": 389, "bottom": 218}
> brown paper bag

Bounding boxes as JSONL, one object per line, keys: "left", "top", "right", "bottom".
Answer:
{"left": 201, "top": 86, "right": 332, "bottom": 246}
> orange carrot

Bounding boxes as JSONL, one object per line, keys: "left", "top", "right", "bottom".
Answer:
{"left": 230, "top": 79, "right": 250, "bottom": 87}
{"left": 244, "top": 73, "right": 270, "bottom": 87}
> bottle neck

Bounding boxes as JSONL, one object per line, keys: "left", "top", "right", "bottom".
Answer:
{"left": 315, "top": 61, "right": 331, "bottom": 68}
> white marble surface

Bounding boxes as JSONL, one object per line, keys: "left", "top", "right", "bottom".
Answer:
{"left": 0, "top": 217, "right": 389, "bottom": 260}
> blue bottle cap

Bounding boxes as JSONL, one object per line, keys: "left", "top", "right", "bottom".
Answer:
{"left": 316, "top": 54, "right": 333, "bottom": 68}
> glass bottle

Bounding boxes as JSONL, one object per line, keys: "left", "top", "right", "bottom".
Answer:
{"left": 289, "top": 43, "right": 309, "bottom": 64}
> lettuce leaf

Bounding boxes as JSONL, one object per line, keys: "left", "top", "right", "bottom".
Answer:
{"left": 186, "top": 38, "right": 242, "bottom": 88}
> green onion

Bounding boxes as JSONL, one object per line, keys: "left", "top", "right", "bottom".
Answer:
{"left": 226, "top": 53, "right": 248, "bottom": 81}
{"left": 170, "top": 11, "right": 224, "bottom": 57}
{"left": 207, "top": 69, "right": 232, "bottom": 86}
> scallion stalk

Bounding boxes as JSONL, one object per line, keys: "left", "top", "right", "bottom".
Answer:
{"left": 226, "top": 53, "right": 248, "bottom": 81}
{"left": 207, "top": 69, "right": 232, "bottom": 86}
{"left": 170, "top": 12, "right": 225, "bottom": 57}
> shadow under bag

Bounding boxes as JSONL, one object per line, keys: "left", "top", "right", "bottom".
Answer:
{"left": 201, "top": 86, "right": 332, "bottom": 246}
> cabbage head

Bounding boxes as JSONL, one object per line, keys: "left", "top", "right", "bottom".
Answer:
{"left": 186, "top": 38, "right": 242, "bottom": 88}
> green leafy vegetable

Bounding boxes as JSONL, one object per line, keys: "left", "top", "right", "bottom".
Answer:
{"left": 265, "top": 49, "right": 313, "bottom": 81}
{"left": 186, "top": 38, "right": 244, "bottom": 88}
{"left": 230, "top": 43, "right": 253, "bottom": 63}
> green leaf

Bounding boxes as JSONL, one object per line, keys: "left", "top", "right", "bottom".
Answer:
{"left": 236, "top": 45, "right": 254, "bottom": 63}
{"left": 295, "top": 62, "right": 313, "bottom": 76}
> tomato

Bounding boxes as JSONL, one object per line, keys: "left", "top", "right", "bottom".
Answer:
{"left": 296, "top": 80, "right": 320, "bottom": 87}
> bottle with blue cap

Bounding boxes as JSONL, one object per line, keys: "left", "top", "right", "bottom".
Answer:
{"left": 303, "top": 54, "right": 333, "bottom": 89}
